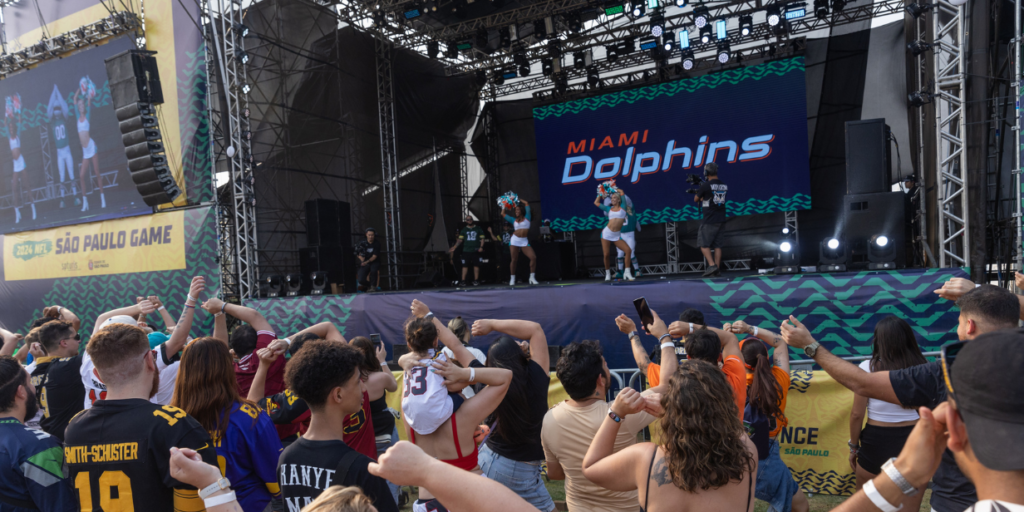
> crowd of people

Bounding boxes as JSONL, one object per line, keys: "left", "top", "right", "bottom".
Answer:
{"left": 0, "top": 273, "right": 1023, "bottom": 512}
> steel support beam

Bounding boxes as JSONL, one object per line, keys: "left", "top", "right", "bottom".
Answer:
{"left": 375, "top": 37, "right": 403, "bottom": 290}
{"left": 1017, "top": 0, "right": 1022, "bottom": 278}
{"left": 664, "top": 221, "right": 678, "bottom": 274}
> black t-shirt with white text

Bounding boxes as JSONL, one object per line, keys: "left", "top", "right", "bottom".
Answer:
{"left": 696, "top": 178, "right": 728, "bottom": 224}
{"left": 890, "top": 361, "right": 976, "bottom": 512}
{"left": 38, "top": 354, "right": 86, "bottom": 442}
{"left": 278, "top": 437, "right": 397, "bottom": 512}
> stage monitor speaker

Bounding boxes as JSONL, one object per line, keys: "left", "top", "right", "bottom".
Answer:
{"left": 416, "top": 269, "right": 447, "bottom": 288}
{"left": 842, "top": 191, "right": 905, "bottom": 268}
{"left": 305, "top": 199, "right": 351, "bottom": 247}
{"left": 105, "top": 50, "right": 178, "bottom": 206}
{"left": 299, "top": 246, "right": 355, "bottom": 293}
{"left": 845, "top": 119, "right": 891, "bottom": 195}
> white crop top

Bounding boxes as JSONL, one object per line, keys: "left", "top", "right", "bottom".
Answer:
{"left": 9, "top": 136, "right": 19, "bottom": 150}
{"left": 607, "top": 208, "right": 627, "bottom": 219}
{"left": 515, "top": 218, "right": 531, "bottom": 230}
{"left": 77, "top": 116, "right": 90, "bottom": 133}
{"left": 858, "top": 360, "right": 920, "bottom": 422}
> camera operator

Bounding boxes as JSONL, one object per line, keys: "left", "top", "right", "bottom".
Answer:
{"left": 355, "top": 227, "right": 382, "bottom": 292}
{"left": 690, "top": 162, "right": 728, "bottom": 277}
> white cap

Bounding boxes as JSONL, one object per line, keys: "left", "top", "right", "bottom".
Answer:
{"left": 100, "top": 315, "right": 138, "bottom": 329}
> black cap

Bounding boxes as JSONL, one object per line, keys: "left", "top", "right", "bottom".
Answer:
{"left": 951, "top": 329, "right": 1024, "bottom": 471}
{"left": 365, "top": 227, "right": 376, "bottom": 234}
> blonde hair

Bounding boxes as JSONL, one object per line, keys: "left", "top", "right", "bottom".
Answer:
{"left": 448, "top": 316, "right": 470, "bottom": 343}
{"left": 301, "top": 486, "right": 376, "bottom": 512}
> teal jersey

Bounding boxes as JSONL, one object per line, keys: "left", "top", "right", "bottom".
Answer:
{"left": 51, "top": 118, "right": 69, "bottom": 150}
{"left": 622, "top": 211, "right": 637, "bottom": 233}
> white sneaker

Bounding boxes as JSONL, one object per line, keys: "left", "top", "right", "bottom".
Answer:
{"left": 605, "top": 270, "right": 612, "bottom": 281}
{"left": 30, "top": 203, "right": 36, "bottom": 220}
{"left": 81, "top": 196, "right": 89, "bottom": 212}
{"left": 509, "top": 276, "right": 516, "bottom": 286}
{"left": 100, "top": 193, "right": 106, "bottom": 208}
{"left": 529, "top": 274, "right": 539, "bottom": 285}
{"left": 624, "top": 268, "right": 635, "bottom": 281}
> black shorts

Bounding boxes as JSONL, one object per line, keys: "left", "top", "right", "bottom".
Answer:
{"left": 858, "top": 424, "right": 915, "bottom": 474}
{"left": 460, "top": 251, "right": 482, "bottom": 267}
{"left": 697, "top": 221, "right": 725, "bottom": 249}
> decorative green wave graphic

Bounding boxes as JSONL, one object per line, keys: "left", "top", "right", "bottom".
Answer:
{"left": 0, "top": 82, "right": 113, "bottom": 138}
{"left": 534, "top": 57, "right": 805, "bottom": 121}
{"left": 550, "top": 193, "right": 812, "bottom": 232}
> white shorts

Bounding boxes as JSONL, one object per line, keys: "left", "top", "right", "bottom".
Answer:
{"left": 617, "top": 231, "right": 636, "bottom": 257}
{"left": 602, "top": 227, "right": 622, "bottom": 242}
{"left": 510, "top": 235, "right": 529, "bottom": 247}
{"left": 12, "top": 155, "right": 25, "bottom": 173}
{"left": 82, "top": 138, "right": 96, "bottom": 159}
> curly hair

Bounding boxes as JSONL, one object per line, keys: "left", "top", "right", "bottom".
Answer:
{"left": 285, "top": 340, "right": 363, "bottom": 409}
{"left": 683, "top": 328, "right": 720, "bottom": 364}
{"left": 404, "top": 317, "right": 437, "bottom": 353}
{"left": 660, "top": 360, "right": 754, "bottom": 492}
{"left": 555, "top": 340, "right": 606, "bottom": 400}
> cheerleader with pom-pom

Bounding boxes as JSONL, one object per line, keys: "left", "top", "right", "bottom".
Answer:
{"left": 6, "top": 94, "right": 34, "bottom": 223}
{"left": 498, "top": 193, "right": 538, "bottom": 285}
{"left": 593, "top": 181, "right": 634, "bottom": 281}
{"left": 74, "top": 76, "right": 104, "bottom": 211}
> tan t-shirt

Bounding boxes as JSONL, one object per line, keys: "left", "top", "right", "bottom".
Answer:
{"left": 541, "top": 400, "right": 656, "bottom": 512}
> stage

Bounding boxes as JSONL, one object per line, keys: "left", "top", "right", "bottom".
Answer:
{"left": 246, "top": 267, "right": 966, "bottom": 369}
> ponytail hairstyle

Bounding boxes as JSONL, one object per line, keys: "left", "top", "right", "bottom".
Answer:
{"left": 404, "top": 317, "right": 438, "bottom": 353}
{"left": 448, "top": 316, "right": 470, "bottom": 344}
{"left": 740, "top": 338, "right": 784, "bottom": 421}
{"left": 349, "top": 336, "right": 380, "bottom": 378}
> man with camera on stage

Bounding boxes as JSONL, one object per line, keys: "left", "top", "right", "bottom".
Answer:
{"left": 691, "top": 162, "right": 728, "bottom": 277}
{"left": 355, "top": 227, "right": 382, "bottom": 293}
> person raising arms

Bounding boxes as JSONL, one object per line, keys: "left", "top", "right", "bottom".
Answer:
{"left": 594, "top": 192, "right": 635, "bottom": 281}
{"left": 501, "top": 199, "right": 538, "bottom": 285}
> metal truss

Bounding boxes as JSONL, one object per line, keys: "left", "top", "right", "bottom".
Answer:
{"left": 909, "top": 11, "right": 932, "bottom": 268}
{"left": 784, "top": 209, "right": 798, "bottom": 238}
{"left": 932, "top": 0, "right": 969, "bottom": 268}
{"left": 0, "top": 12, "right": 140, "bottom": 74}
{"left": 664, "top": 221, "right": 678, "bottom": 274}
{"left": 459, "top": 149, "right": 469, "bottom": 216}
{"left": 376, "top": 36, "right": 403, "bottom": 290}
{"left": 0, "top": 172, "right": 117, "bottom": 209}
{"left": 589, "top": 258, "right": 750, "bottom": 277}
{"left": 1017, "top": 0, "right": 1022, "bottom": 275}
{"left": 207, "top": 0, "right": 259, "bottom": 299}
{"left": 483, "top": 104, "right": 502, "bottom": 215}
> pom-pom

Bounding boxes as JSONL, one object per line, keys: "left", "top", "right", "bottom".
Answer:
{"left": 597, "top": 180, "right": 618, "bottom": 198}
{"left": 496, "top": 191, "right": 519, "bottom": 211}
{"left": 80, "top": 77, "right": 96, "bottom": 99}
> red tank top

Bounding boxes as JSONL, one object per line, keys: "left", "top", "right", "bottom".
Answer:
{"left": 343, "top": 390, "right": 377, "bottom": 460}
{"left": 409, "top": 413, "right": 479, "bottom": 471}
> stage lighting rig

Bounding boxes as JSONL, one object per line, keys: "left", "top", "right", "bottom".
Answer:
{"left": 647, "top": 0, "right": 661, "bottom": 8}
{"left": 692, "top": 5, "right": 710, "bottom": 28}
{"left": 234, "top": 48, "right": 249, "bottom": 64}
{"left": 831, "top": 0, "right": 846, "bottom": 11}
{"left": 814, "top": 0, "right": 828, "bottom": 19}
{"left": 232, "top": 23, "right": 250, "bottom": 37}
{"left": 474, "top": 70, "right": 487, "bottom": 86}
{"left": 542, "top": 58, "right": 554, "bottom": 75}
{"left": 604, "top": 3, "right": 626, "bottom": 16}
{"left": 867, "top": 235, "right": 896, "bottom": 269}
{"left": 404, "top": 2, "right": 423, "bottom": 19}
{"left": 639, "top": 37, "right": 659, "bottom": 51}
{"left": 475, "top": 28, "right": 488, "bottom": 49}
{"left": 623, "top": 37, "right": 636, "bottom": 54}
{"left": 663, "top": 31, "right": 675, "bottom": 51}
{"left": 311, "top": 271, "right": 328, "bottom": 295}
{"left": 566, "top": 12, "right": 584, "bottom": 33}
{"left": 533, "top": 19, "right": 548, "bottom": 40}
{"left": 632, "top": 1, "right": 646, "bottom": 18}
{"left": 766, "top": 5, "right": 782, "bottom": 26}
{"left": 907, "top": 40, "right": 932, "bottom": 56}
{"left": 908, "top": 90, "right": 933, "bottom": 107}
{"left": 371, "top": 10, "right": 387, "bottom": 28}
{"left": 650, "top": 13, "right": 665, "bottom": 37}
{"left": 717, "top": 41, "right": 731, "bottom": 63}
{"left": 775, "top": 239, "right": 800, "bottom": 274}
{"left": 739, "top": 15, "right": 753, "bottom": 36}
{"left": 573, "top": 51, "right": 586, "bottom": 69}
{"left": 445, "top": 41, "right": 458, "bottom": 58}
{"left": 678, "top": 30, "right": 690, "bottom": 47}
{"left": 285, "top": 274, "right": 303, "bottom": 297}
{"left": 519, "top": 64, "right": 530, "bottom": 76}
{"left": 675, "top": 0, "right": 687, "bottom": 6}
{"left": 905, "top": 2, "right": 934, "bottom": 18}
{"left": 714, "top": 19, "right": 727, "bottom": 39}
{"left": 818, "top": 237, "right": 847, "bottom": 272}
{"left": 265, "top": 275, "right": 283, "bottom": 298}
{"left": 499, "top": 27, "right": 511, "bottom": 48}
{"left": 491, "top": 70, "right": 506, "bottom": 85}
{"left": 587, "top": 66, "right": 600, "bottom": 86}
{"left": 427, "top": 41, "right": 439, "bottom": 58}
{"left": 699, "top": 25, "right": 712, "bottom": 44}
{"left": 606, "top": 44, "right": 619, "bottom": 62}
{"left": 681, "top": 49, "right": 695, "bottom": 70}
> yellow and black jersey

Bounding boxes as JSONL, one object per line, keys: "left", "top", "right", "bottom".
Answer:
{"left": 64, "top": 398, "right": 217, "bottom": 512}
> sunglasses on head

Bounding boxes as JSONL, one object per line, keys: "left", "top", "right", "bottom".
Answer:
{"left": 940, "top": 341, "right": 966, "bottom": 397}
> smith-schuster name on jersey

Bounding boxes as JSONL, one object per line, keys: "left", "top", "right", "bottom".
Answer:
{"left": 64, "top": 398, "right": 218, "bottom": 512}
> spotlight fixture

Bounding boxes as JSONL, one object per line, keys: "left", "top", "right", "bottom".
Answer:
{"left": 533, "top": 19, "right": 548, "bottom": 40}
{"left": 782, "top": 227, "right": 791, "bottom": 235}
{"left": 678, "top": 30, "right": 690, "bottom": 48}
{"left": 542, "top": 58, "right": 554, "bottom": 75}
{"left": 234, "top": 48, "right": 249, "bottom": 64}
{"left": 867, "top": 234, "right": 896, "bottom": 269}
{"left": 606, "top": 44, "right": 619, "bottom": 62}
{"left": 650, "top": 13, "right": 665, "bottom": 36}
{"left": 907, "top": 40, "right": 932, "bottom": 56}
{"left": 699, "top": 25, "right": 712, "bottom": 44}
{"left": 265, "top": 275, "right": 283, "bottom": 297}
{"left": 519, "top": 64, "right": 530, "bottom": 76}
{"left": 573, "top": 51, "right": 586, "bottom": 69}
{"left": 693, "top": 5, "right": 710, "bottom": 28}
{"left": 371, "top": 10, "right": 386, "bottom": 28}
{"left": 586, "top": 66, "right": 600, "bottom": 86}
{"left": 663, "top": 31, "right": 675, "bottom": 51}
{"left": 474, "top": 70, "right": 487, "bottom": 86}
{"left": 622, "top": 36, "right": 636, "bottom": 54}
{"left": 739, "top": 15, "right": 753, "bottom": 36}
{"left": 681, "top": 49, "right": 695, "bottom": 70}
{"left": 775, "top": 239, "right": 800, "bottom": 274}
{"left": 285, "top": 274, "right": 303, "bottom": 297}
{"left": 632, "top": 1, "right": 646, "bottom": 18}
{"left": 818, "top": 237, "right": 847, "bottom": 272}
{"left": 675, "top": 0, "right": 686, "bottom": 6}
{"left": 427, "top": 40, "right": 439, "bottom": 58}
{"left": 499, "top": 26, "right": 511, "bottom": 48}
{"left": 905, "top": 2, "right": 934, "bottom": 17}
{"left": 446, "top": 41, "right": 459, "bottom": 58}
{"left": 310, "top": 271, "right": 328, "bottom": 295}
{"left": 604, "top": 3, "right": 626, "bottom": 16}
{"left": 475, "top": 28, "right": 489, "bottom": 49}
{"left": 639, "top": 37, "right": 659, "bottom": 51}
{"left": 232, "top": 23, "right": 250, "bottom": 37}
{"left": 491, "top": 71, "right": 506, "bottom": 85}
{"left": 501, "top": 68, "right": 518, "bottom": 80}
{"left": 242, "top": 84, "right": 251, "bottom": 94}
{"left": 716, "top": 41, "right": 731, "bottom": 63}
{"left": 814, "top": 0, "right": 828, "bottom": 19}
{"left": 566, "top": 11, "right": 583, "bottom": 32}
{"left": 404, "top": 3, "right": 423, "bottom": 19}
{"left": 908, "top": 91, "right": 933, "bottom": 107}
{"left": 831, "top": 0, "right": 846, "bottom": 11}
{"left": 514, "top": 51, "right": 528, "bottom": 66}
{"left": 766, "top": 4, "right": 782, "bottom": 26}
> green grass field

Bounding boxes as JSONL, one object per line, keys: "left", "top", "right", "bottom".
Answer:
{"left": 398, "top": 480, "right": 932, "bottom": 511}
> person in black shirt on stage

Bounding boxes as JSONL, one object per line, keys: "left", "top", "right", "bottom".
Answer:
{"left": 780, "top": 281, "right": 1021, "bottom": 512}
{"left": 693, "top": 162, "right": 728, "bottom": 277}
{"left": 488, "top": 223, "right": 514, "bottom": 284}
{"left": 276, "top": 339, "right": 397, "bottom": 512}
{"left": 64, "top": 322, "right": 218, "bottom": 512}
{"left": 355, "top": 228, "right": 383, "bottom": 293}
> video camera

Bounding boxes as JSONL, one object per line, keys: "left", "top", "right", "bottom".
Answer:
{"left": 685, "top": 173, "right": 704, "bottom": 195}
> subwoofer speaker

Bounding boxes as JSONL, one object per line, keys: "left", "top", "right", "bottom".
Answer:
{"left": 845, "top": 119, "right": 892, "bottom": 195}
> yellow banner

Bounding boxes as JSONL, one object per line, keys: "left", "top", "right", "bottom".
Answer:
{"left": 3, "top": 211, "right": 186, "bottom": 281}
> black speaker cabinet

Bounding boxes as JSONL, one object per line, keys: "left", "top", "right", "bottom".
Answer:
{"left": 845, "top": 119, "right": 892, "bottom": 195}
{"left": 299, "top": 246, "right": 355, "bottom": 293}
{"left": 305, "top": 199, "right": 351, "bottom": 247}
{"left": 104, "top": 50, "right": 163, "bottom": 105}
{"left": 842, "top": 192, "right": 905, "bottom": 268}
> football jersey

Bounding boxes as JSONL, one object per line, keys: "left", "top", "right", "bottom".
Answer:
{"left": 401, "top": 351, "right": 452, "bottom": 435}
{"left": 51, "top": 118, "right": 69, "bottom": 150}
{"left": 38, "top": 354, "right": 86, "bottom": 442}
{"left": 64, "top": 398, "right": 217, "bottom": 512}
{"left": 27, "top": 357, "right": 57, "bottom": 431}
{"left": 342, "top": 390, "right": 376, "bottom": 461}
{"left": 261, "top": 388, "right": 311, "bottom": 434}
{"left": 213, "top": 402, "right": 283, "bottom": 512}
{"left": 0, "top": 418, "right": 77, "bottom": 511}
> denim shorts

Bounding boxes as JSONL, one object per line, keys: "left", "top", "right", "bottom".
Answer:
{"left": 478, "top": 444, "right": 555, "bottom": 512}
{"left": 755, "top": 440, "right": 800, "bottom": 512}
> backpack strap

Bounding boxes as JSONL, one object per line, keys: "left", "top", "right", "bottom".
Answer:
{"left": 334, "top": 449, "right": 363, "bottom": 486}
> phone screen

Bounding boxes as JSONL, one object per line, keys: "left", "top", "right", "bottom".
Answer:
{"left": 370, "top": 333, "right": 382, "bottom": 347}
{"left": 633, "top": 297, "right": 654, "bottom": 330}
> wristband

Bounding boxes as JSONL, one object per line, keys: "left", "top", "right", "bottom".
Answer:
{"left": 658, "top": 333, "right": 672, "bottom": 344}
{"left": 752, "top": 326, "right": 758, "bottom": 337}
{"left": 183, "top": 303, "right": 195, "bottom": 309}
{"left": 203, "top": 491, "right": 237, "bottom": 508}
{"left": 882, "top": 458, "right": 918, "bottom": 496}
{"left": 221, "top": 302, "right": 227, "bottom": 314}
{"left": 607, "top": 408, "right": 621, "bottom": 423}
{"left": 214, "top": 312, "right": 224, "bottom": 318}
{"left": 627, "top": 330, "right": 639, "bottom": 340}
{"left": 199, "top": 477, "right": 232, "bottom": 500}
{"left": 187, "top": 294, "right": 197, "bottom": 303}
{"left": 424, "top": 312, "right": 435, "bottom": 322}
{"left": 56, "top": 307, "right": 63, "bottom": 316}
{"left": 157, "top": 305, "right": 166, "bottom": 311}
{"left": 381, "top": 361, "right": 389, "bottom": 366}
{"left": 689, "top": 322, "right": 694, "bottom": 333}
{"left": 468, "top": 367, "right": 476, "bottom": 383}
{"left": 863, "top": 480, "right": 902, "bottom": 512}
{"left": 283, "top": 338, "right": 292, "bottom": 346}
{"left": 661, "top": 342, "right": 675, "bottom": 350}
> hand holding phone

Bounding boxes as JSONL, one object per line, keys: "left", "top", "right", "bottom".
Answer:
{"left": 370, "top": 333, "right": 382, "bottom": 347}
{"left": 633, "top": 297, "right": 654, "bottom": 332}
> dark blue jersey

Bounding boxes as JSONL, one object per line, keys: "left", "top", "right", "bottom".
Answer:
{"left": 0, "top": 418, "right": 76, "bottom": 512}
{"left": 213, "top": 402, "right": 283, "bottom": 512}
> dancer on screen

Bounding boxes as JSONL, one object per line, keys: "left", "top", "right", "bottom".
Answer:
{"left": 593, "top": 182, "right": 634, "bottom": 281}
{"left": 74, "top": 76, "right": 105, "bottom": 211}
{"left": 499, "top": 192, "right": 539, "bottom": 286}
{"left": 47, "top": 85, "right": 77, "bottom": 206}
{"left": 6, "top": 94, "right": 34, "bottom": 223}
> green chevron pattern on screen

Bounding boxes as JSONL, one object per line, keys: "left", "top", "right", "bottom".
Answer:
{"left": 533, "top": 57, "right": 805, "bottom": 121}
{"left": 245, "top": 295, "right": 359, "bottom": 338}
{"left": 549, "top": 193, "right": 812, "bottom": 231}
{"left": 177, "top": 48, "right": 213, "bottom": 204}
{"left": 18, "top": 208, "right": 220, "bottom": 345}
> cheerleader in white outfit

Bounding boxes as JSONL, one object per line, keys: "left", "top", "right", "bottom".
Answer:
{"left": 6, "top": 101, "right": 34, "bottom": 223}
{"left": 500, "top": 199, "right": 539, "bottom": 285}
{"left": 74, "top": 78, "right": 104, "bottom": 212}
{"left": 594, "top": 192, "right": 634, "bottom": 281}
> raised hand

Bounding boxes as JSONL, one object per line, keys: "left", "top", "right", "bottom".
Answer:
{"left": 267, "top": 339, "right": 289, "bottom": 356}
{"left": 615, "top": 314, "right": 637, "bottom": 335}
{"left": 471, "top": 319, "right": 494, "bottom": 336}
{"left": 933, "top": 277, "right": 975, "bottom": 301}
{"left": 42, "top": 306, "right": 61, "bottom": 319}
{"left": 147, "top": 295, "right": 163, "bottom": 309}
{"left": 168, "top": 447, "right": 222, "bottom": 489}
{"left": 375, "top": 343, "right": 387, "bottom": 364}
{"left": 729, "top": 319, "right": 752, "bottom": 334}
{"left": 202, "top": 297, "right": 225, "bottom": 315}
{"left": 368, "top": 441, "right": 437, "bottom": 487}
{"left": 779, "top": 315, "right": 815, "bottom": 349}
{"left": 430, "top": 357, "right": 470, "bottom": 383}
{"left": 256, "top": 347, "right": 279, "bottom": 367}
{"left": 137, "top": 300, "right": 156, "bottom": 315}
{"left": 1016, "top": 272, "right": 1024, "bottom": 291}
{"left": 610, "top": 387, "right": 645, "bottom": 417}
{"left": 642, "top": 393, "right": 664, "bottom": 417}
{"left": 411, "top": 299, "right": 430, "bottom": 319}
{"left": 893, "top": 403, "right": 951, "bottom": 489}
{"left": 188, "top": 276, "right": 206, "bottom": 300}
{"left": 29, "top": 342, "right": 46, "bottom": 358}
{"left": 667, "top": 321, "right": 690, "bottom": 339}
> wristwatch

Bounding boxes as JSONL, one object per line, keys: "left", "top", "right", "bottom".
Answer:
{"left": 607, "top": 408, "right": 622, "bottom": 423}
{"left": 199, "top": 477, "right": 232, "bottom": 500}
{"left": 882, "top": 458, "right": 919, "bottom": 496}
{"left": 803, "top": 341, "right": 821, "bottom": 358}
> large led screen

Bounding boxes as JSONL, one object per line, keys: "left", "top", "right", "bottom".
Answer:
{"left": 534, "top": 56, "right": 811, "bottom": 232}
{"left": 0, "top": 36, "right": 150, "bottom": 234}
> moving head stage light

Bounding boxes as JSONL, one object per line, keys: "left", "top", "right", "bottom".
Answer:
{"left": 818, "top": 237, "right": 847, "bottom": 272}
